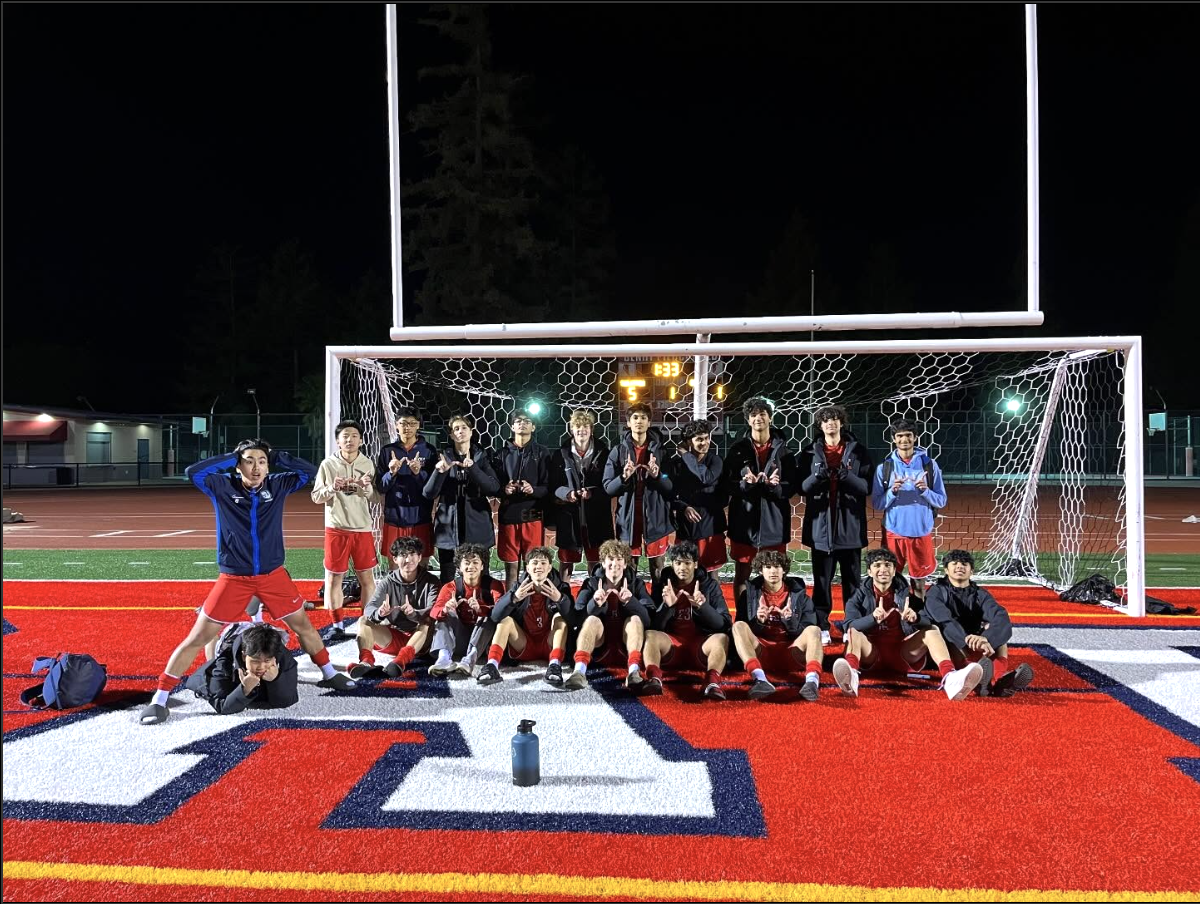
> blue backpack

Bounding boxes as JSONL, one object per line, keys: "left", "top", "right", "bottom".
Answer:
{"left": 19, "top": 653, "right": 108, "bottom": 710}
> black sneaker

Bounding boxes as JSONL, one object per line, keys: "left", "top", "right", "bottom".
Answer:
{"left": 545, "top": 661, "right": 564, "bottom": 687}
{"left": 316, "top": 672, "right": 357, "bottom": 690}
{"left": 748, "top": 679, "right": 776, "bottom": 700}
{"left": 349, "top": 662, "right": 378, "bottom": 680}
{"left": 476, "top": 662, "right": 503, "bottom": 685}
{"left": 976, "top": 656, "right": 995, "bottom": 697}
{"left": 642, "top": 676, "right": 664, "bottom": 696}
{"left": 703, "top": 682, "right": 727, "bottom": 701}
{"left": 799, "top": 679, "right": 820, "bottom": 702}
{"left": 992, "top": 662, "right": 1034, "bottom": 698}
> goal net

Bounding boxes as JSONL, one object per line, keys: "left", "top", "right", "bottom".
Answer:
{"left": 334, "top": 342, "right": 1136, "bottom": 603}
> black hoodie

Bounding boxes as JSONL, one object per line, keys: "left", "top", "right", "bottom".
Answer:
{"left": 603, "top": 428, "right": 675, "bottom": 545}
{"left": 799, "top": 427, "right": 873, "bottom": 551}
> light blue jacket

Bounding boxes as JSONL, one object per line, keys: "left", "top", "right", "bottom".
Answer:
{"left": 871, "top": 447, "right": 947, "bottom": 538}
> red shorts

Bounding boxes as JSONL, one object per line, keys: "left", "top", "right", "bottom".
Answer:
{"left": 729, "top": 540, "right": 788, "bottom": 565}
{"left": 630, "top": 534, "right": 672, "bottom": 559}
{"left": 886, "top": 531, "right": 936, "bottom": 579}
{"left": 512, "top": 633, "right": 552, "bottom": 662}
{"left": 381, "top": 523, "right": 434, "bottom": 560}
{"left": 498, "top": 522, "right": 545, "bottom": 563}
{"left": 593, "top": 612, "right": 633, "bottom": 667}
{"left": 325, "top": 528, "right": 379, "bottom": 573}
{"left": 557, "top": 545, "right": 602, "bottom": 564}
{"left": 375, "top": 627, "right": 415, "bottom": 656}
{"left": 202, "top": 567, "right": 305, "bottom": 624}
{"left": 864, "top": 635, "right": 927, "bottom": 675}
{"left": 755, "top": 635, "right": 803, "bottom": 677}
{"left": 660, "top": 625, "right": 711, "bottom": 672}
{"left": 695, "top": 535, "right": 728, "bottom": 570}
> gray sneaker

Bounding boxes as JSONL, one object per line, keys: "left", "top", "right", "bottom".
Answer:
{"left": 992, "top": 662, "right": 1035, "bottom": 698}
{"left": 450, "top": 661, "right": 474, "bottom": 679}
{"left": 564, "top": 669, "right": 589, "bottom": 690}
{"left": 139, "top": 703, "right": 169, "bottom": 725}
{"left": 799, "top": 678, "right": 820, "bottom": 702}
{"left": 748, "top": 679, "right": 776, "bottom": 700}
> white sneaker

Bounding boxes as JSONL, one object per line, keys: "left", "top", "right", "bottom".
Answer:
{"left": 820, "top": 629, "right": 832, "bottom": 647}
{"left": 832, "top": 657, "right": 859, "bottom": 697}
{"left": 942, "top": 662, "right": 984, "bottom": 701}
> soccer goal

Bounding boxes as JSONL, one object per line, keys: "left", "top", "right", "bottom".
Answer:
{"left": 326, "top": 336, "right": 1145, "bottom": 616}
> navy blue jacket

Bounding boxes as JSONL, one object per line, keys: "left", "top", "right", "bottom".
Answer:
{"left": 375, "top": 433, "right": 439, "bottom": 528}
{"left": 489, "top": 440, "right": 551, "bottom": 525}
{"left": 548, "top": 437, "right": 615, "bottom": 552}
{"left": 648, "top": 567, "right": 732, "bottom": 636}
{"left": 842, "top": 576, "right": 932, "bottom": 639}
{"left": 724, "top": 431, "right": 797, "bottom": 548}
{"left": 187, "top": 450, "right": 316, "bottom": 575}
{"left": 668, "top": 447, "right": 728, "bottom": 541}
{"left": 736, "top": 575, "right": 816, "bottom": 640}
{"left": 923, "top": 577, "right": 1013, "bottom": 651}
{"left": 799, "top": 429, "right": 874, "bottom": 552}
{"left": 603, "top": 429, "right": 675, "bottom": 546}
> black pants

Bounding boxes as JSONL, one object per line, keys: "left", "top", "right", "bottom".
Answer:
{"left": 437, "top": 548, "right": 457, "bottom": 584}
{"left": 810, "top": 548, "right": 863, "bottom": 630}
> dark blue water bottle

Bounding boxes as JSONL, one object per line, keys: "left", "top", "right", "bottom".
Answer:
{"left": 512, "top": 719, "right": 540, "bottom": 786}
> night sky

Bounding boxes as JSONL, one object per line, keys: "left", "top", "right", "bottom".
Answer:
{"left": 4, "top": 4, "right": 1197, "bottom": 413}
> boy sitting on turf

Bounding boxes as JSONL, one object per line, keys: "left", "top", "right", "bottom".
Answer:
{"left": 187, "top": 623, "right": 298, "bottom": 715}
{"left": 643, "top": 540, "right": 733, "bottom": 700}
{"left": 427, "top": 543, "right": 505, "bottom": 678}
{"left": 731, "top": 549, "right": 824, "bottom": 701}
{"left": 350, "top": 536, "right": 439, "bottom": 680}
{"left": 570, "top": 539, "right": 654, "bottom": 690}
{"left": 477, "top": 546, "right": 574, "bottom": 686}
{"left": 922, "top": 549, "right": 1035, "bottom": 697}
{"left": 832, "top": 548, "right": 984, "bottom": 700}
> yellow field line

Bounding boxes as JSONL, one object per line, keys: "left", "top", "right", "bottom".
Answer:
{"left": 2, "top": 861, "right": 1196, "bottom": 902}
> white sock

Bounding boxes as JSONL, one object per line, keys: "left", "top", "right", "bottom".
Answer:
{"left": 488, "top": 657, "right": 501, "bottom": 669}
{"left": 574, "top": 661, "right": 587, "bottom": 675}
{"left": 152, "top": 689, "right": 170, "bottom": 707}
{"left": 250, "top": 609, "right": 264, "bottom": 624}
{"left": 320, "top": 662, "right": 336, "bottom": 680}
{"left": 627, "top": 663, "right": 640, "bottom": 675}
{"left": 461, "top": 647, "right": 478, "bottom": 667}
{"left": 806, "top": 671, "right": 819, "bottom": 684}
{"left": 549, "top": 657, "right": 561, "bottom": 666}
{"left": 751, "top": 668, "right": 767, "bottom": 682}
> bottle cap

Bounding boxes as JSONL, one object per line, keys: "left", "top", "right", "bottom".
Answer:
{"left": 517, "top": 719, "right": 536, "bottom": 733}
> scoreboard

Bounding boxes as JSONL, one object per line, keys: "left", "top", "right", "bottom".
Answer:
{"left": 615, "top": 357, "right": 729, "bottom": 417}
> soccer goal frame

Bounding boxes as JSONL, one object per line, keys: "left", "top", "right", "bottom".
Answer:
{"left": 324, "top": 334, "right": 1146, "bottom": 617}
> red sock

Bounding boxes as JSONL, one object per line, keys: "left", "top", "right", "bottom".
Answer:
{"left": 331, "top": 609, "right": 343, "bottom": 625}
{"left": 993, "top": 656, "right": 1009, "bottom": 681}
{"left": 157, "top": 673, "right": 179, "bottom": 692}
{"left": 395, "top": 646, "right": 416, "bottom": 667}
{"left": 627, "top": 650, "right": 643, "bottom": 669}
{"left": 311, "top": 648, "right": 331, "bottom": 668}
{"left": 574, "top": 651, "right": 592, "bottom": 666}
{"left": 806, "top": 660, "right": 821, "bottom": 679}
{"left": 488, "top": 644, "right": 504, "bottom": 663}
{"left": 359, "top": 649, "right": 376, "bottom": 665}
{"left": 550, "top": 647, "right": 564, "bottom": 662}
{"left": 744, "top": 658, "right": 762, "bottom": 675}
{"left": 845, "top": 654, "right": 860, "bottom": 671}
{"left": 647, "top": 664, "right": 663, "bottom": 681}
{"left": 706, "top": 669, "right": 721, "bottom": 686}
{"left": 938, "top": 659, "right": 954, "bottom": 678}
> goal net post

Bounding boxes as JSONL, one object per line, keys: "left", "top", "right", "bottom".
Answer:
{"left": 325, "top": 336, "right": 1145, "bottom": 617}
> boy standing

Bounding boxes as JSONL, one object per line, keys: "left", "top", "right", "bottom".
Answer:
{"left": 490, "top": 412, "right": 551, "bottom": 589}
{"left": 312, "top": 419, "right": 378, "bottom": 637}
{"left": 376, "top": 407, "right": 439, "bottom": 568}
{"left": 603, "top": 402, "right": 674, "bottom": 581}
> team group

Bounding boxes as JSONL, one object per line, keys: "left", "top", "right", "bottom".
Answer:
{"left": 140, "top": 397, "right": 1033, "bottom": 724}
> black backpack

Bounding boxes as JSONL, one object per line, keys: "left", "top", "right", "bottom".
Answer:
{"left": 880, "top": 455, "right": 939, "bottom": 506}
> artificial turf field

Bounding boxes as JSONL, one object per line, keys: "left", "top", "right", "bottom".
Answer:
{"left": 3, "top": 550, "right": 1199, "bottom": 902}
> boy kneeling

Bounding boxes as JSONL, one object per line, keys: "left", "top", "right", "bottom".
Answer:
{"left": 923, "top": 549, "right": 1034, "bottom": 697}
{"left": 350, "top": 536, "right": 439, "bottom": 680}
{"left": 477, "top": 546, "right": 574, "bottom": 685}
{"left": 731, "top": 550, "right": 824, "bottom": 701}
{"left": 833, "top": 548, "right": 983, "bottom": 700}
{"left": 643, "top": 540, "right": 733, "bottom": 700}
{"left": 570, "top": 539, "right": 654, "bottom": 690}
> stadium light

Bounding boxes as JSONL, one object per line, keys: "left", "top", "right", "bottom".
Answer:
{"left": 996, "top": 394, "right": 1026, "bottom": 415}
{"left": 526, "top": 401, "right": 543, "bottom": 417}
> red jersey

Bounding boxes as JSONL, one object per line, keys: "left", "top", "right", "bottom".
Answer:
{"left": 432, "top": 581, "right": 501, "bottom": 626}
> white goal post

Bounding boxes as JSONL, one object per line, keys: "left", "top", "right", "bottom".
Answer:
{"left": 324, "top": 335, "right": 1145, "bottom": 617}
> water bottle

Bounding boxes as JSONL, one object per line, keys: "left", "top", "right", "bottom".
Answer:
{"left": 512, "top": 719, "right": 540, "bottom": 786}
